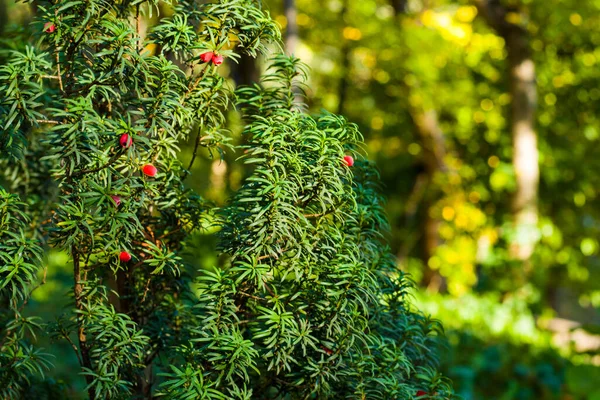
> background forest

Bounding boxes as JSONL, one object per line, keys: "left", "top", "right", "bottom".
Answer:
{"left": 1, "top": 0, "right": 600, "bottom": 399}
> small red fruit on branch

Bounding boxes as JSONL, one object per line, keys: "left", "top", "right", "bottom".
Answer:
{"left": 111, "top": 195, "right": 121, "bottom": 207}
{"left": 320, "top": 345, "right": 333, "bottom": 356}
{"left": 199, "top": 51, "right": 214, "bottom": 63}
{"left": 343, "top": 155, "right": 354, "bottom": 167}
{"left": 142, "top": 164, "right": 158, "bottom": 177}
{"left": 119, "top": 133, "right": 133, "bottom": 148}
{"left": 212, "top": 54, "right": 224, "bottom": 66}
{"left": 416, "top": 391, "right": 427, "bottom": 397}
{"left": 119, "top": 251, "right": 132, "bottom": 262}
{"left": 43, "top": 22, "right": 56, "bottom": 33}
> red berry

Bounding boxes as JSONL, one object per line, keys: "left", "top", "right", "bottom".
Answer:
{"left": 199, "top": 52, "right": 214, "bottom": 63}
{"left": 320, "top": 345, "right": 333, "bottom": 355}
{"left": 212, "top": 54, "right": 224, "bottom": 66}
{"left": 119, "top": 251, "right": 132, "bottom": 262}
{"left": 142, "top": 164, "right": 158, "bottom": 177}
{"left": 43, "top": 22, "right": 56, "bottom": 33}
{"left": 416, "top": 391, "right": 427, "bottom": 397}
{"left": 343, "top": 155, "right": 354, "bottom": 167}
{"left": 119, "top": 133, "right": 133, "bottom": 148}
{"left": 111, "top": 195, "right": 121, "bottom": 207}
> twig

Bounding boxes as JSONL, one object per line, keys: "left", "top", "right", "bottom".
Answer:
{"left": 141, "top": 278, "right": 152, "bottom": 302}
{"left": 303, "top": 209, "right": 335, "bottom": 218}
{"left": 72, "top": 247, "right": 95, "bottom": 400}
{"left": 53, "top": 8, "right": 64, "bottom": 93}
{"left": 35, "top": 119, "right": 61, "bottom": 125}
{"left": 136, "top": 5, "right": 141, "bottom": 52}
{"left": 55, "top": 52, "right": 64, "bottom": 93}
{"left": 183, "top": 64, "right": 211, "bottom": 103}
{"left": 70, "top": 150, "right": 123, "bottom": 178}
{"left": 60, "top": 327, "right": 84, "bottom": 365}
{"left": 18, "top": 266, "right": 48, "bottom": 312}
{"left": 262, "top": 277, "right": 276, "bottom": 297}
{"left": 182, "top": 134, "right": 209, "bottom": 179}
{"left": 239, "top": 291, "right": 265, "bottom": 302}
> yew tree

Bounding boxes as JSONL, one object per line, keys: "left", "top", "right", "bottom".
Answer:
{"left": 0, "top": 0, "right": 453, "bottom": 398}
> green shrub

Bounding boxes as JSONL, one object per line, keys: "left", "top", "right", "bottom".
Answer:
{"left": 0, "top": 1, "right": 453, "bottom": 398}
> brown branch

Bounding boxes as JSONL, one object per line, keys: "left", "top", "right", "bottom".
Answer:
{"left": 56, "top": 52, "right": 64, "bottom": 93}
{"left": 182, "top": 134, "right": 210, "bottom": 180}
{"left": 136, "top": 5, "right": 141, "bottom": 52}
{"left": 18, "top": 267, "right": 47, "bottom": 312}
{"left": 184, "top": 64, "right": 211, "bottom": 102}
{"left": 141, "top": 278, "right": 152, "bottom": 303}
{"left": 303, "top": 209, "right": 335, "bottom": 218}
{"left": 72, "top": 246, "right": 95, "bottom": 400}
{"left": 35, "top": 119, "right": 61, "bottom": 125}
{"left": 239, "top": 291, "right": 266, "bottom": 302}
{"left": 70, "top": 150, "right": 123, "bottom": 178}
{"left": 54, "top": 8, "right": 64, "bottom": 93}
{"left": 262, "top": 277, "right": 276, "bottom": 298}
{"left": 60, "top": 327, "right": 84, "bottom": 365}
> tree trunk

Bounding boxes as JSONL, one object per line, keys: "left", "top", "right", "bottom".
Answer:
{"left": 388, "top": 1, "right": 448, "bottom": 290}
{"left": 507, "top": 30, "right": 539, "bottom": 262}
{"left": 389, "top": 0, "right": 408, "bottom": 14}
{"left": 0, "top": 0, "right": 7, "bottom": 34}
{"left": 283, "top": 0, "right": 298, "bottom": 55}
{"left": 337, "top": 0, "right": 350, "bottom": 115}
{"left": 474, "top": 0, "right": 539, "bottom": 262}
{"left": 411, "top": 109, "right": 448, "bottom": 292}
{"left": 232, "top": 52, "right": 259, "bottom": 86}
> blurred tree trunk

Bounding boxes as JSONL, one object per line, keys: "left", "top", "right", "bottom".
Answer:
{"left": 284, "top": 0, "right": 298, "bottom": 55}
{"left": 474, "top": 0, "right": 539, "bottom": 263}
{"left": 232, "top": 52, "right": 259, "bottom": 86}
{"left": 389, "top": 1, "right": 447, "bottom": 290}
{"left": 0, "top": 0, "right": 7, "bottom": 34}
{"left": 337, "top": 0, "right": 350, "bottom": 115}
{"left": 411, "top": 108, "right": 449, "bottom": 292}
{"left": 389, "top": 0, "right": 408, "bottom": 14}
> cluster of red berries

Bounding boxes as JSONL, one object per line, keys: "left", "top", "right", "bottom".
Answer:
{"left": 115, "top": 133, "right": 158, "bottom": 263}
{"left": 118, "top": 133, "right": 158, "bottom": 177}
{"left": 199, "top": 51, "right": 224, "bottom": 66}
{"left": 43, "top": 19, "right": 166, "bottom": 265}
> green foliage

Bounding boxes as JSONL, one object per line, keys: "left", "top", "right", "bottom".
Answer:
{"left": 264, "top": 0, "right": 600, "bottom": 398}
{"left": 0, "top": 187, "right": 53, "bottom": 399}
{"left": 0, "top": 0, "right": 452, "bottom": 398}
{"left": 157, "top": 56, "right": 452, "bottom": 399}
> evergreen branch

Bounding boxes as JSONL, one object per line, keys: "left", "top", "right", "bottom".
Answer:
{"left": 70, "top": 150, "right": 123, "bottom": 178}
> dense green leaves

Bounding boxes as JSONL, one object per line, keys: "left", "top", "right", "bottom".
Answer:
{"left": 0, "top": 0, "right": 452, "bottom": 398}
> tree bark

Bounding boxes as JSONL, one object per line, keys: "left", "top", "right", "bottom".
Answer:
{"left": 0, "top": 0, "right": 7, "bottom": 35}
{"left": 389, "top": 0, "right": 408, "bottom": 14}
{"left": 232, "top": 52, "right": 259, "bottom": 86}
{"left": 337, "top": 0, "right": 350, "bottom": 115}
{"left": 388, "top": 0, "right": 448, "bottom": 290}
{"left": 474, "top": 0, "right": 539, "bottom": 262}
{"left": 283, "top": 0, "right": 298, "bottom": 55}
{"left": 411, "top": 109, "right": 449, "bottom": 292}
